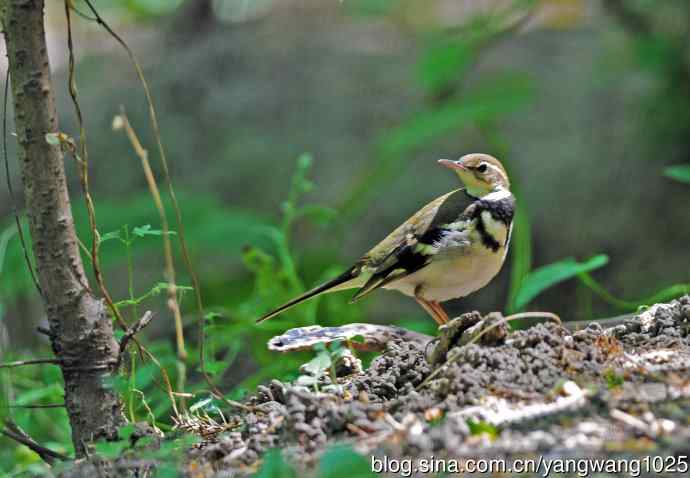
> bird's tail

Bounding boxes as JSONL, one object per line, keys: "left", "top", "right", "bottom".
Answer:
{"left": 255, "top": 266, "right": 359, "bottom": 323}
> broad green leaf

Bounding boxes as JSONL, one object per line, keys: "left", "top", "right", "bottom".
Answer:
{"left": 203, "top": 360, "right": 228, "bottom": 377}
{"left": 511, "top": 254, "right": 609, "bottom": 311}
{"left": 296, "top": 204, "right": 338, "bottom": 226}
{"left": 419, "top": 37, "right": 477, "bottom": 92}
{"left": 255, "top": 449, "right": 297, "bottom": 478}
{"left": 317, "top": 444, "right": 375, "bottom": 478}
{"left": 380, "top": 73, "right": 534, "bottom": 156}
{"left": 94, "top": 439, "right": 128, "bottom": 459}
{"left": 99, "top": 230, "right": 122, "bottom": 244}
{"left": 467, "top": 419, "right": 499, "bottom": 439}
{"left": 301, "top": 351, "right": 331, "bottom": 377}
{"left": 124, "top": 0, "right": 184, "bottom": 17}
{"left": 663, "top": 164, "right": 690, "bottom": 184}
{"left": 118, "top": 424, "right": 136, "bottom": 441}
{"left": 579, "top": 272, "right": 690, "bottom": 311}
{"left": 15, "top": 383, "right": 64, "bottom": 406}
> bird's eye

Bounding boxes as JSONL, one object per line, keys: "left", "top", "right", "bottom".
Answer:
{"left": 477, "top": 163, "right": 488, "bottom": 173}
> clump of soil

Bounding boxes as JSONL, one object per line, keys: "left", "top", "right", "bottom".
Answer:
{"left": 190, "top": 296, "right": 690, "bottom": 476}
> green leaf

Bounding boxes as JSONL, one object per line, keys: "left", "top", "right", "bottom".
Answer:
{"left": 124, "top": 0, "right": 184, "bottom": 17}
{"left": 317, "top": 444, "right": 375, "bottom": 478}
{"left": 44, "top": 133, "right": 61, "bottom": 145}
{"left": 118, "top": 424, "right": 136, "bottom": 441}
{"left": 579, "top": 272, "right": 690, "bottom": 311}
{"left": 203, "top": 360, "right": 228, "bottom": 377}
{"left": 663, "top": 164, "right": 690, "bottom": 184}
{"left": 467, "top": 419, "right": 499, "bottom": 439}
{"left": 296, "top": 204, "right": 338, "bottom": 226}
{"left": 511, "top": 254, "right": 609, "bottom": 311}
{"left": 132, "top": 224, "right": 176, "bottom": 238}
{"left": 99, "top": 230, "right": 122, "bottom": 244}
{"left": 418, "top": 37, "right": 476, "bottom": 92}
{"left": 15, "top": 383, "right": 64, "bottom": 406}
{"left": 380, "top": 73, "right": 534, "bottom": 156}
{"left": 301, "top": 351, "right": 331, "bottom": 377}
{"left": 94, "top": 439, "right": 129, "bottom": 459}
{"left": 255, "top": 449, "right": 296, "bottom": 478}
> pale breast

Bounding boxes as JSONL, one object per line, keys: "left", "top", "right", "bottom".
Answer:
{"left": 385, "top": 240, "right": 507, "bottom": 302}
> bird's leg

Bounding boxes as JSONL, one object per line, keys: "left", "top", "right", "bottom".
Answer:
{"left": 414, "top": 289, "right": 445, "bottom": 325}
{"left": 429, "top": 301, "right": 449, "bottom": 324}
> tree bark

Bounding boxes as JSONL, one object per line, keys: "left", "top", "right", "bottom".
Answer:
{"left": 1, "top": 0, "right": 124, "bottom": 457}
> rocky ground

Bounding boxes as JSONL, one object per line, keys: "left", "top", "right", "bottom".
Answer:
{"left": 181, "top": 295, "right": 690, "bottom": 476}
{"left": 64, "top": 296, "right": 690, "bottom": 477}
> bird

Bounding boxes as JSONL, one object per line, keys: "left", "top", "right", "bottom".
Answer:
{"left": 256, "top": 153, "right": 515, "bottom": 326}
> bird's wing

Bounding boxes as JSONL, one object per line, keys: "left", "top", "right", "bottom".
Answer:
{"left": 351, "top": 188, "right": 476, "bottom": 301}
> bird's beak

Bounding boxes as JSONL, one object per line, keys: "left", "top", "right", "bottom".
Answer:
{"left": 438, "top": 159, "right": 467, "bottom": 171}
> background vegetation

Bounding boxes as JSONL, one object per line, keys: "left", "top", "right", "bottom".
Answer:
{"left": 1, "top": 0, "right": 689, "bottom": 475}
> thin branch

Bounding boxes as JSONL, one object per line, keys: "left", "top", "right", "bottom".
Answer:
{"left": 0, "top": 358, "right": 61, "bottom": 369}
{"left": 118, "top": 311, "right": 154, "bottom": 365}
{"left": 61, "top": 3, "right": 185, "bottom": 418}
{"left": 2, "top": 419, "right": 70, "bottom": 464}
{"left": 63, "top": 0, "right": 124, "bottom": 330}
{"left": 113, "top": 110, "right": 187, "bottom": 364}
{"left": 5, "top": 403, "right": 65, "bottom": 409}
{"left": 2, "top": 66, "right": 43, "bottom": 298}
{"left": 80, "top": 0, "right": 226, "bottom": 411}
{"left": 418, "top": 311, "right": 561, "bottom": 390}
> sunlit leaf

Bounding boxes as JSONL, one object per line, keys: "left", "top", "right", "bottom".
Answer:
{"left": 132, "top": 224, "right": 176, "bottom": 237}
{"left": 94, "top": 440, "right": 128, "bottom": 459}
{"left": 663, "top": 164, "right": 690, "bottom": 184}
{"left": 467, "top": 419, "right": 499, "bottom": 439}
{"left": 255, "top": 449, "right": 296, "bottom": 478}
{"left": 317, "top": 444, "right": 374, "bottom": 478}
{"left": 99, "top": 230, "right": 122, "bottom": 244}
{"left": 511, "top": 254, "right": 609, "bottom": 311}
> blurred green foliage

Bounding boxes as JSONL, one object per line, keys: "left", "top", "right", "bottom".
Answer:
{"left": 664, "top": 164, "right": 690, "bottom": 184}
{"left": 509, "top": 255, "right": 609, "bottom": 313}
{"left": 2, "top": 0, "right": 690, "bottom": 475}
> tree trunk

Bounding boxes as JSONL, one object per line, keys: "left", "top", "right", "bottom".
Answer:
{"left": 1, "top": 0, "right": 124, "bottom": 457}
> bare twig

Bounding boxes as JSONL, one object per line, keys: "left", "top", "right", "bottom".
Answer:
{"left": 118, "top": 311, "right": 154, "bottom": 365}
{"left": 80, "top": 0, "right": 226, "bottom": 411}
{"left": 63, "top": 0, "right": 125, "bottom": 328}
{"left": 0, "top": 358, "right": 61, "bottom": 369}
{"left": 2, "top": 419, "right": 70, "bottom": 464}
{"left": 5, "top": 403, "right": 65, "bottom": 409}
{"left": 418, "top": 311, "right": 562, "bottom": 390}
{"left": 113, "top": 110, "right": 187, "bottom": 364}
{"left": 62, "top": 3, "right": 186, "bottom": 419}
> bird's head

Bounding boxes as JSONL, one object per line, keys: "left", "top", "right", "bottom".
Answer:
{"left": 438, "top": 153, "right": 509, "bottom": 197}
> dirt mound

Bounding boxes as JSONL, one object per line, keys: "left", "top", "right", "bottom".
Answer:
{"left": 191, "top": 296, "right": 690, "bottom": 476}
